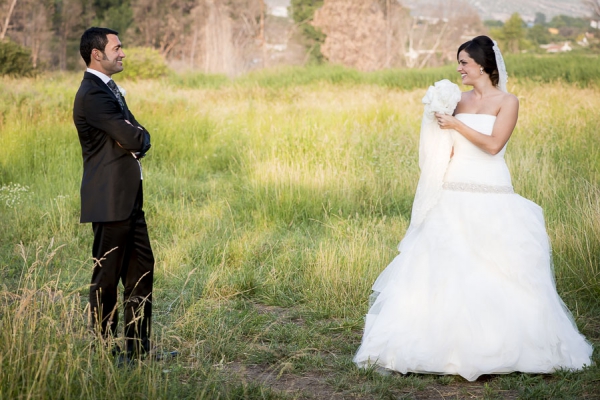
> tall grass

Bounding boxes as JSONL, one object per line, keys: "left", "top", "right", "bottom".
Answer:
{"left": 0, "top": 68, "right": 599, "bottom": 398}
{"left": 0, "top": 245, "right": 281, "bottom": 399}
{"left": 168, "top": 54, "right": 600, "bottom": 90}
{"left": 505, "top": 53, "right": 600, "bottom": 87}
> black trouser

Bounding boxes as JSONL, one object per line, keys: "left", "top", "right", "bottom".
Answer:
{"left": 90, "top": 183, "right": 154, "bottom": 356}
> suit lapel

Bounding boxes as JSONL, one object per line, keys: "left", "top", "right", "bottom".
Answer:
{"left": 83, "top": 72, "right": 126, "bottom": 116}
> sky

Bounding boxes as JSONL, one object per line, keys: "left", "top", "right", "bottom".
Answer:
{"left": 265, "top": 0, "right": 290, "bottom": 18}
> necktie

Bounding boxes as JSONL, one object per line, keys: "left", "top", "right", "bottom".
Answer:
{"left": 106, "top": 80, "right": 125, "bottom": 110}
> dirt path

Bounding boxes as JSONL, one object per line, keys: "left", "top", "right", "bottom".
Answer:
{"left": 219, "top": 303, "right": 531, "bottom": 399}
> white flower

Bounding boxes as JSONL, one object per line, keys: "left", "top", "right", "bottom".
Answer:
{"left": 422, "top": 79, "right": 461, "bottom": 119}
{"left": 117, "top": 85, "right": 126, "bottom": 97}
{"left": 0, "top": 182, "right": 32, "bottom": 208}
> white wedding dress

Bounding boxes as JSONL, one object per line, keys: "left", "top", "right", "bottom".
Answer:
{"left": 353, "top": 114, "right": 593, "bottom": 381}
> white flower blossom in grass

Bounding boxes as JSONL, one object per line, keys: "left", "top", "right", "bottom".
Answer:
{"left": 0, "top": 183, "right": 33, "bottom": 208}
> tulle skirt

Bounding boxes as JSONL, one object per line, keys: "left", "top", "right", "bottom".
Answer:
{"left": 353, "top": 189, "right": 593, "bottom": 381}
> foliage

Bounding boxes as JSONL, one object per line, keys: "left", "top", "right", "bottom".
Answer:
{"left": 505, "top": 53, "right": 600, "bottom": 86}
{"left": 117, "top": 46, "right": 170, "bottom": 80}
{"left": 0, "top": 40, "right": 35, "bottom": 76}
{"left": 499, "top": 13, "right": 528, "bottom": 53}
{"left": 527, "top": 24, "right": 552, "bottom": 46}
{"left": 166, "top": 54, "right": 600, "bottom": 90}
{"left": 586, "top": 0, "right": 600, "bottom": 19}
{"left": 548, "top": 14, "right": 589, "bottom": 29}
{"left": 484, "top": 19, "right": 504, "bottom": 28}
{"left": 489, "top": 13, "right": 595, "bottom": 54}
{"left": 534, "top": 12, "right": 547, "bottom": 25}
{"left": 289, "top": 0, "right": 325, "bottom": 63}
{"left": 2, "top": 0, "right": 600, "bottom": 73}
{"left": 92, "top": 0, "right": 133, "bottom": 36}
{"left": 103, "top": 3, "right": 134, "bottom": 38}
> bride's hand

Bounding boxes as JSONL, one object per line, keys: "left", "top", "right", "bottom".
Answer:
{"left": 434, "top": 113, "right": 457, "bottom": 130}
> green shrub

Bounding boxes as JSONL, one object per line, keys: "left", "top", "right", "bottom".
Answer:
{"left": 0, "top": 40, "right": 34, "bottom": 77}
{"left": 118, "top": 46, "right": 169, "bottom": 80}
{"left": 505, "top": 53, "right": 600, "bottom": 87}
{"left": 168, "top": 53, "right": 599, "bottom": 89}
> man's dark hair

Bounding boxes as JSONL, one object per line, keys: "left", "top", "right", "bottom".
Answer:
{"left": 80, "top": 27, "right": 119, "bottom": 66}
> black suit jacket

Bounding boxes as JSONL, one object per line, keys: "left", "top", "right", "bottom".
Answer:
{"left": 73, "top": 72, "right": 151, "bottom": 223}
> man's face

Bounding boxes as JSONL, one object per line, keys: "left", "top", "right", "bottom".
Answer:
{"left": 94, "top": 34, "right": 125, "bottom": 77}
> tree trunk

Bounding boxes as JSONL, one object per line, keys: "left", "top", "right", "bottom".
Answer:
{"left": 190, "top": 25, "right": 198, "bottom": 68}
{"left": 584, "top": 0, "right": 600, "bottom": 18}
{"left": 0, "top": 0, "right": 19, "bottom": 40}
{"left": 59, "top": 31, "right": 67, "bottom": 70}
{"left": 385, "top": 0, "right": 391, "bottom": 68}
{"left": 259, "top": 0, "right": 266, "bottom": 67}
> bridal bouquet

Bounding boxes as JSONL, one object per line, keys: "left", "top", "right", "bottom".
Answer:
{"left": 422, "top": 79, "right": 461, "bottom": 119}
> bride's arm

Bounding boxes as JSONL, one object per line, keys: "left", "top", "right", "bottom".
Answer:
{"left": 436, "top": 95, "right": 519, "bottom": 155}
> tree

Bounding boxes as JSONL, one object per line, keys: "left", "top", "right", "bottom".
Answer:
{"left": 92, "top": 0, "right": 132, "bottom": 36}
{"left": 54, "top": 0, "right": 84, "bottom": 70}
{"left": 426, "top": 0, "right": 485, "bottom": 66}
{"left": 527, "top": 23, "right": 551, "bottom": 45}
{"left": 130, "top": 0, "right": 196, "bottom": 57}
{"left": 7, "top": 0, "right": 54, "bottom": 68}
{"left": 310, "top": 0, "right": 482, "bottom": 70}
{"left": 312, "top": 0, "right": 389, "bottom": 70}
{"left": 0, "top": 38, "right": 34, "bottom": 75}
{"left": 484, "top": 19, "right": 503, "bottom": 28}
{"left": 101, "top": 3, "right": 133, "bottom": 36}
{"left": 289, "top": 0, "right": 325, "bottom": 62}
{"left": 534, "top": 12, "right": 546, "bottom": 26}
{"left": 0, "top": 0, "right": 19, "bottom": 40}
{"left": 144, "top": 0, "right": 263, "bottom": 75}
{"left": 501, "top": 13, "right": 526, "bottom": 53}
{"left": 583, "top": 0, "right": 600, "bottom": 19}
{"left": 398, "top": 0, "right": 483, "bottom": 68}
{"left": 548, "top": 15, "right": 588, "bottom": 29}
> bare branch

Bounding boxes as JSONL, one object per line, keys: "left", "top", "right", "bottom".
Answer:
{"left": 0, "top": 0, "right": 18, "bottom": 41}
{"left": 583, "top": 0, "right": 600, "bottom": 18}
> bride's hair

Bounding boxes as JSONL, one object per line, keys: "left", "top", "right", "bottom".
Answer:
{"left": 457, "top": 36, "right": 500, "bottom": 87}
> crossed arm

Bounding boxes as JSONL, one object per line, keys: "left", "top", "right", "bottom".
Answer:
{"left": 83, "top": 87, "right": 151, "bottom": 157}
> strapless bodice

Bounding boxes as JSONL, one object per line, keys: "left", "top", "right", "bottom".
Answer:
{"left": 444, "top": 113, "right": 512, "bottom": 187}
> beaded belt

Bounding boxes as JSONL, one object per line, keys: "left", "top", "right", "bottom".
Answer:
{"left": 443, "top": 182, "right": 514, "bottom": 194}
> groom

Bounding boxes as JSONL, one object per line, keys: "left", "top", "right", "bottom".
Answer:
{"left": 73, "top": 27, "right": 154, "bottom": 359}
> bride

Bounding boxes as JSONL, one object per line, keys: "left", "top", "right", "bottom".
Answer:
{"left": 353, "top": 36, "right": 593, "bottom": 381}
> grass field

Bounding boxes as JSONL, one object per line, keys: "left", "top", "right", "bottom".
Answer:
{"left": 1, "top": 63, "right": 599, "bottom": 399}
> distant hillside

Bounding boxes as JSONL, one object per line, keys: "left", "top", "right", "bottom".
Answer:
{"left": 402, "top": 0, "right": 589, "bottom": 22}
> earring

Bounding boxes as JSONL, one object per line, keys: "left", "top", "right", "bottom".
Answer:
{"left": 480, "top": 67, "right": 484, "bottom": 75}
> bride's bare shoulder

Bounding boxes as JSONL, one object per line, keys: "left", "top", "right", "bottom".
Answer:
{"left": 500, "top": 92, "right": 519, "bottom": 110}
{"left": 456, "top": 90, "right": 473, "bottom": 105}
